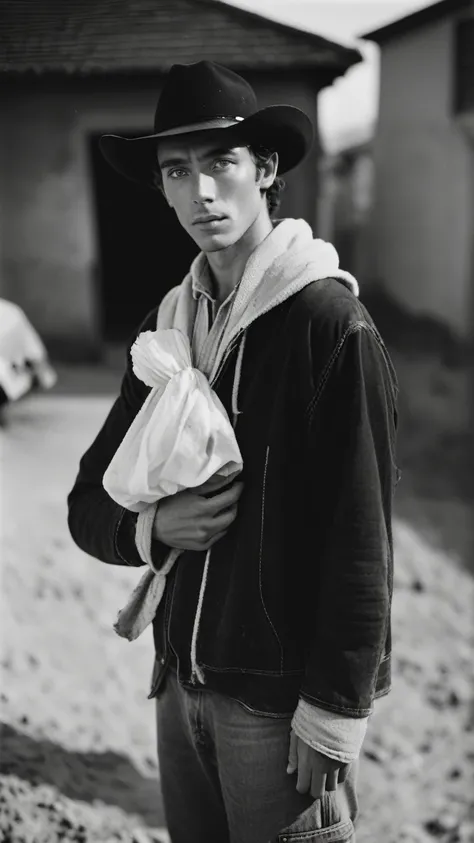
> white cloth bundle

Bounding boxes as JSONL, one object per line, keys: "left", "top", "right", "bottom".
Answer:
{"left": 103, "top": 328, "right": 243, "bottom": 511}
{"left": 103, "top": 328, "right": 242, "bottom": 641}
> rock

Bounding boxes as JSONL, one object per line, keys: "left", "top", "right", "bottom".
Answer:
{"left": 448, "top": 690, "right": 462, "bottom": 707}
{"left": 398, "top": 823, "right": 434, "bottom": 842}
{"left": 363, "top": 748, "right": 384, "bottom": 764}
{"left": 449, "top": 677, "right": 473, "bottom": 706}
{"left": 424, "top": 813, "right": 460, "bottom": 836}
{"left": 419, "top": 742, "right": 433, "bottom": 754}
{"left": 426, "top": 682, "right": 464, "bottom": 710}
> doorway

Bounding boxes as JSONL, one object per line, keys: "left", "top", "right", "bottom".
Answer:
{"left": 89, "top": 132, "right": 199, "bottom": 342}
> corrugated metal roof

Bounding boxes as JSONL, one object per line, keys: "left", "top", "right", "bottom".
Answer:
{"left": 0, "top": 0, "right": 361, "bottom": 75}
{"left": 361, "top": 0, "right": 472, "bottom": 45}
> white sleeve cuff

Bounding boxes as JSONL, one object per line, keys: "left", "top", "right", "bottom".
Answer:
{"left": 291, "top": 698, "right": 369, "bottom": 763}
{"left": 135, "top": 504, "right": 158, "bottom": 569}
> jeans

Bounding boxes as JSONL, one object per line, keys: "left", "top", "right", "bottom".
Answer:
{"left": 156, "top": 669, "right": 358, "bottom": 843}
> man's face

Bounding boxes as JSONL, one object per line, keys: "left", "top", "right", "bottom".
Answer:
{"left": 157, "top": 133, "right": 272, "bottom": 252}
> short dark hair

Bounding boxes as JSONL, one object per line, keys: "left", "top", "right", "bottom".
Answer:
{"left": 152, "top": 142, "right": 285, "bottom": 216}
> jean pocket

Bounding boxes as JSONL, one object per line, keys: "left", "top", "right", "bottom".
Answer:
{"left": 276, "top": 792, "right": 355, "bottom": 842}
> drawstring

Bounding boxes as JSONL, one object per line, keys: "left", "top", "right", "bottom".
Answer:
{"left": 190, "top": 547, "right": 211, "bottom": 684}
{"left": 231, "top": 331, "right": 247, "bottom": 428}
{"left": 190, "top": 332, "right": 247, "bottom": 684}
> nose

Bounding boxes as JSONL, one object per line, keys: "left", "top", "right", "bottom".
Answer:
{"left": 192, "top": 172, "right": 216, "bottom": 204}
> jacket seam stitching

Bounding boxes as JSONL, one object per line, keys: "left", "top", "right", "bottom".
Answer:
{"left": 177, "top": 684, "right": 295, "bottom": 717}
{"left": 278, "top": 819, "right": 354, "bottom": 840}
{"left": 167, "top": 565, "right": 179, "bottom": 643}
{"left": 259, "top": 444, "right": 285, "bottom": 674}
{"left": 367, "top": 328, "right": 401, "bottom": 477}
{"left": 300, "top": 691, "right": 373, "bottom": 717}
{"left": 114, "top": 507, "right": 134, "bottom": 566}
{"left": 305, "top": 321, "right": 368, "bottom": 422}
{"left": 199, "top": 663, "right": 303, "bottom": 675}
{"left": 374, "top": 685, "right": 391, "bottom": 699}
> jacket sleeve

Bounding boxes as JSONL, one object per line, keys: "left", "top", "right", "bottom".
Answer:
{"left": 300, "top": 320, "right": 398, "bottom": 718}
{"left": 67, "top": 309, "right": 169, "bottom": 568}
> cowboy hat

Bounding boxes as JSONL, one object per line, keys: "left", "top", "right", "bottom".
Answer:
{"left": 99, "top": 61, "right": 314, "bottom": 188}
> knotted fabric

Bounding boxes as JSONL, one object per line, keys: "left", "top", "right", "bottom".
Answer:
{"left": 103, "top": 328, "right": 242, "bottom": 510}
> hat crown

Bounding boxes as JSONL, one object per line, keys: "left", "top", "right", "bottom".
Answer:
{"left": 154, "top": 61, "right": 258, "bottom": 134}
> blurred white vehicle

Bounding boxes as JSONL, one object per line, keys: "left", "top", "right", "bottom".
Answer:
{"left": 0, "top": 299, "right": 56, "bottom": 405}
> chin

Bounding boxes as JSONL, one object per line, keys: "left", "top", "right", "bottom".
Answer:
{"left": 196, "top": 233, "right": 237, "bottom": 252}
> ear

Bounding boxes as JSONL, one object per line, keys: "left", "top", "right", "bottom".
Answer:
{"left": 256, "top": 151, "right": 279, "bottom": 190}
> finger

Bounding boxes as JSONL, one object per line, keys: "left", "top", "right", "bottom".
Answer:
{"left": 325, "top": 769, "right": 338, "bottom": 792}
{"left": 296, "top": 763, "right": 312, "bottom": 795}
{"left": 186, "top": 530, "right": 228, "bottom": 552}
{"left": 193, "top": 474, "right": 232, "bottom": 496}
{"left": 296, "top": 741, "right": 311, "bottom": 795}
{"left": 199, "top": 469, "right": 242, "bottom": 496}
{"left": 193, "top": 510, "right": 236, "bottom": 548}
{"left": 287, "top": 729, "right": 298, "bottom": 774}
{"left": 310, "top": 769, "right": 326, "bottom": 800}
{"left": 225, "top": 469, "right": 243, "bottom": 486}
{"left": 338, "top": 763, "right": 350, "bottom": 784}
{"left": 209, "top": 505, "right": 238, "bottom": 532}
{"left": 203, "top": 481, "right": 244, "bottom": 513}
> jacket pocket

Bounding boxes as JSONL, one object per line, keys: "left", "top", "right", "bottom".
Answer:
{"left": 276, "top": 791, "right": 355, "bottom": 843}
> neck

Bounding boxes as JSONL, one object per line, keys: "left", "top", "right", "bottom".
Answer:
{"left": 206, "top": 206, "right": 273, "bottom": 305}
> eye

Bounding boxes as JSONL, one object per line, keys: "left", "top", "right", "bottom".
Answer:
{"left": 212, "top": 158, "right": 234, "bottom": 171}
{"left": 167, "top": 168, "right": 188, "bottom": 179}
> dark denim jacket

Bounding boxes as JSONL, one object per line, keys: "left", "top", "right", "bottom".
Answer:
{"left": 67, "top": 278, "right": 399, "bottom": 719}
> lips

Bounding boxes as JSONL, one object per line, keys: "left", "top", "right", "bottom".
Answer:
{"left": 192, "top": 215, "right": 225, "bottom": 225}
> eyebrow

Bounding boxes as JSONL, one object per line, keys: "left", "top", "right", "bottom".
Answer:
{"left": 158, "top": 146, "right": 240, "bottom": 170}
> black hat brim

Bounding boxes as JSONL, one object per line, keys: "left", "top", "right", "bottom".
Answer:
{"left": 99, "top": 105, "right": 314, "bottom": 188}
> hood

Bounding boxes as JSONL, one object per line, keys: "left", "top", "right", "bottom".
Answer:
{"left": 204, "top": 218, "right": 359, "bottom": 384}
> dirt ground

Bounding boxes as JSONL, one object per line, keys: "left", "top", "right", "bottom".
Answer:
{"left": 1, "top": 352, "right": 473, "bottom": 843}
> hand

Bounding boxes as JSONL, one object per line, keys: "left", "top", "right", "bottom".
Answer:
{"left": 153, "top": 477, "right": 244, "bottom": 552}
{"left": 287, "top": 730, "right": 350, "bottom": 799}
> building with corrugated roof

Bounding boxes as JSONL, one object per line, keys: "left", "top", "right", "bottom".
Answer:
{"left": 361, "top": 0, "right": 474, "bottom": 341}
{"left": 0, "top": 0, "right": 360, "bottom": 357}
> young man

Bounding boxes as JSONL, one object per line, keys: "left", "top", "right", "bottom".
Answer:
{"left": 68, "top": 61, "right": 398, "bottom": 843}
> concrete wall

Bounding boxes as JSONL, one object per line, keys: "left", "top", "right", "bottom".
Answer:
{"left": 366, "top": 5, "right": 474, "bottom": 339}
{"left": 0, "top": 78, "right": 160, "bottom": 357}
{"left": 0, "top": 71, "right": 320, "bottom": 358}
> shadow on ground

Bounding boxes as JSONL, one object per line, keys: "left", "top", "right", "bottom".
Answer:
{"left": 0, "top": 723, "right": 164, "bottom": 827}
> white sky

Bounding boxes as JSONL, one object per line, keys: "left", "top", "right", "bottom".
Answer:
{"left": 225, "top": 0, "right": 437, "bottom": 151}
